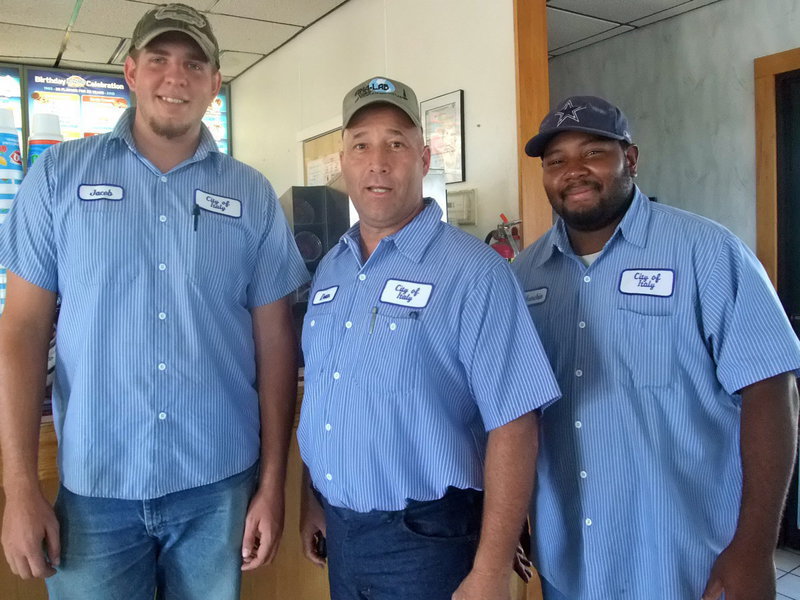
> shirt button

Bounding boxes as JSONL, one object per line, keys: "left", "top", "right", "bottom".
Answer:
{"left": 583, "top": 275, "right": 591, "bottom": 283}
{"left": 575, "top": 421, "right": 582, "bottom": 429}
{"left": 580, "top": 471, "right": 587, "bottom": 479}
{"left": 159, "top": 215, "right": 167, "bottom": 223}
{"left": 325, "top": 424, "right": 332, "bottom": 431}
{"left": 158, "top": 412, "right": 167, "bottom": 420}
{"left": 578, "top": 321, "right": 586, "bottom": 329}
{"left": 158, "top": 263, "right": 167, "bottom": 271}
{"left": 333, "top": 372, "right": 341, "bottom": 380}
{"left": 358, "top": 274, "right": 366, "bottom": 281}
{"left": 389, "top": 322, "right": 397, "bottom": 331}
{"left": 575, "top": 369, "right": 583, "bottom": 377}
{"left": 345, "top": 321, "right": 352, "bottom": 329}
{"left": 585, "top": 518, "right": 593, "bottom": 526}
{"left": 310, "top": 319, "right": 316, "bottom": 327}
{"left": 158, "top": 362, "right": 167, "bottom": 371}
{"left": 325, "top": 473, "right": 333, "bottom": 481}
{"left": 160, "top": 176, "right": 167, "bottom": 183}
{"left": 158, "top": 312, "right": 167, "bottom": 320}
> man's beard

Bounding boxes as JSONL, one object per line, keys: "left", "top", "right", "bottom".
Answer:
{"left": 556, "top": 169, "right": 635, "bottom": 232}
{"left": 148, "top": 116, "right": 193, "bottom": 140}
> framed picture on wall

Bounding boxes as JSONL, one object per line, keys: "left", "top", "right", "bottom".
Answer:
{"left": 421, "top": 90, "right": 465, "bottom": 183}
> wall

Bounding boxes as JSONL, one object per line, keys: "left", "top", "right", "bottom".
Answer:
{"left": 231, "top": 0, "right": 520, "bottom": 239}
{"left": 549, "top": 0, "right": 800, "bottom": 249}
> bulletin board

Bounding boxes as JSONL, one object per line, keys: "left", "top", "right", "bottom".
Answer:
{"left": 302, "top": 128, "right": 342, "bottom": 185}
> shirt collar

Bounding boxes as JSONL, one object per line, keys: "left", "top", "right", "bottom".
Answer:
{"left": 336, "top": 198, "right": 442, "bottom": 263}
{"left": 106, "top": 108, "right": 222, "bottom": 172}
{"left": 529, "top": 186, "right": 651, "bottom": 268}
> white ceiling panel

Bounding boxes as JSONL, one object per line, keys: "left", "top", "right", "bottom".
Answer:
{"left": 0, "top": 23, "right": 64, "bottom": 62}
{"left": 547, "top": 7, "right": 617, "bottom": 52}
{"left": 62, "top": 32, "right": 125, "bottom": 64}
{"left": 75, "top": 0, "right": 160, "bottom": 38}
{"left": 0, "top": 56, "right": 54, "bottom": 68}
{"left": 56, "top": 60, "right": 129, "bottom": 73}
{"left": 219, "top": 51, "right": 264, "bottom": 78}
{"left": 631, "top": 0, "right": 722, "bottom": 27}
{"left": 213, "top": 0, "right": 347, "bottom": 27}
{"left": 547, "top": 0, "right": 688, "bottom": 24}
{"left": 0, "top": 0, "right": 75, "bottom": 29}
{"left": 207, "top": 12, "right": 300, "bottom": 55}
{"left": 549, "top": 24, "right": 634, "bottom": 56}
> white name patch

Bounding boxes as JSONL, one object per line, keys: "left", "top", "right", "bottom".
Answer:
{"left": 619, "top": 269, "right": 674, "bottom": 297}
{"left": 79, "top": 184, "right": 123, "bottom": 201}
{"left": 195, "top": 190, "right": 241, "bottom": 218}
{"left": 380, "top": 279, "right": 433, "bottom": 308}
{"left": 525, "top": 288, "right": 548, "bottom": 306}
{"left": 312, "top": 286, "right": 338, "bottom": 305}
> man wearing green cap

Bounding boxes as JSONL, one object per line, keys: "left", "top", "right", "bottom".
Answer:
{"left": 0, "top": 4, "right": 308, "bottom": 599}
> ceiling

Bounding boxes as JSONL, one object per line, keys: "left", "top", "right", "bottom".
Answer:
{"left": 0, "top": 0, "right": 724, "bottom": 81}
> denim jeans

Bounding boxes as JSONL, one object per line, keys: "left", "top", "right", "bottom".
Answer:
{"left": 46, "top": 463, "right": 257, "bottom": 600}
{"left": 320, "top": 487, "right": 483, "bottom": 600}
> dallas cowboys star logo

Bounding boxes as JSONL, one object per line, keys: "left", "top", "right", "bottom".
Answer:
{"left": 554, "top": 99, "right": 585, "bottom": 127}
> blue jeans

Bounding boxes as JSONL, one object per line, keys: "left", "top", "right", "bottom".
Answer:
{"left": 320, "top": 487, "right": 482, "bottom": 600}
{"left": 46, "top": 463, "right": 257, "bottom": 600}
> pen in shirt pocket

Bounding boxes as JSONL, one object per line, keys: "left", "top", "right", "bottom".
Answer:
{"left": 192, "top": 203, "right": 200, "bottom": 231}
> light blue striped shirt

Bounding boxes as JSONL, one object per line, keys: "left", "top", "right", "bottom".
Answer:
{"left": 297, "top": 200, "right": 561, "bottom": 512}
{"left": 0, "top": 109, "right": 309, "bottom": 500}
{"left": 512, "top": 189, "right": 800, "bottom": 599}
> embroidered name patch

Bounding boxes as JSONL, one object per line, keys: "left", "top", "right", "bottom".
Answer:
{"left": 195, "top": 190, "right": 241, "bottom": 218}
{"left": 524, "top": 288, "right": 548, "bottom": 306}
{"left": 78, "top": 184, "right": 123, "bottom": 201}
{"left": 312, "top": 286, "right": 338, "bottom": 305}
{"left": 380, "top": 279, "right": 433, "bottom": 308}
{"left": 619, "top": 269, "right": 674, "bottom": 297}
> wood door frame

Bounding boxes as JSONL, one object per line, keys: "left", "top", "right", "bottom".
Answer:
{"left": 755, "top": 47, "right": 800, "bottom": 287}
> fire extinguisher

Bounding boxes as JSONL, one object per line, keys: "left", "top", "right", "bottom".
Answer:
{"left": 485, "top": 213, "right": 521, "bottom": 261}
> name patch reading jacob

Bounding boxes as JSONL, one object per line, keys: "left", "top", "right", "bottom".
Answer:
{"left": 380, "top": 279, "right": 433, "bottom": 308}
{"left": 78, "top": 184, "right": 124, "bottom": 201}
{"left": 525, "top": 288, "right": 548, "bottom": 306}
{"left": 312, "top": 286, "right": 338, "bottom": 305}
{"left": 195, "top": 190, "right": 241, "bottom": 218}
{"left": 619, "top": 269, "right": 674, "bottom": 297}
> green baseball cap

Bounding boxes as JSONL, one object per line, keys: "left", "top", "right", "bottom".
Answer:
{"left": 342, "top": 76, "right": 420, "bottom": 129}
{"left": 130, "top": 3, "right": 220, "bottom": 69}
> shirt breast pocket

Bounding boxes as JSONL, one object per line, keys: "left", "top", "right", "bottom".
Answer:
{"left": 358, "top": 304, "right": 422, "bottom": 394}
{"left": 190, "top": 213, "right": 249, "bottom": 292}
{"left": 302, "top": 310, "right": 336, "bottom": 382}
{"left": 616, "top": 295, "right": 675, "bottom": 388}
{"left": 70, "top": 204, "right": 142, "bottom": 284}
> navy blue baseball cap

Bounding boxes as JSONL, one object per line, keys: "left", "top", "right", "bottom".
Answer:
{"left": 525, "top": 96, "right": 633, "bottom": 157}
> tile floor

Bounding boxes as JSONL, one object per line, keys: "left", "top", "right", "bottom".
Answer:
{"left": 776, "top": 547, "right": 800, "bottom": 598}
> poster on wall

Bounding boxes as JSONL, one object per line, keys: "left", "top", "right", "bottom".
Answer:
{"left": 0, "top": 66, "right": 22, "bottom": 137}
{"left": 203, "top": 88, "right": 229, "bottom": 154}
{"left": 27, "top": 69, "right": 131, "bottom": 140}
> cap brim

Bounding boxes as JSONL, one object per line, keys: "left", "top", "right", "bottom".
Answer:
{"left": 134, "top": 26, "right": 218, "bottom": 67}
{"left": 344, "top": 97, "right": 421, "bottom": 129}
{"left": 525, "top": 126, "right": 629, "bottom": 157}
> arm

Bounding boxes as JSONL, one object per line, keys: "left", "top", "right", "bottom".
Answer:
{"left": 299, "top": 465, "right": 327, "bottom": 567}
{"left": 0, "top": 272, "right": 59, "bottom": 579}
{"left": 240, "top": 295, "right": 298, "bottom": 570}
{"left": 702, "top": 372, "right": 799, "bottom": 600}
{"left": 453, "top": 411, "right": 539, "bottom": 600}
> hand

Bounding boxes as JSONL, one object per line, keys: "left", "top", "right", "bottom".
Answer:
{"left": 299, "top": 484, "right": 326, "bottom": 567}
{"left": 241, "top": 485, "right": 284, "bottom": 571}
{"left": 452, "top": 567, "right": 511, "bottom": 600}
{"left": 1, "top": 489, "right": 60, "bottom": 579}
{"left": 701, "top": 540, "right": 775, "bottom": 600}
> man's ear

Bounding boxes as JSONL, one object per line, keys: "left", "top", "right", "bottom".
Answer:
{"left": 625, "top": 144, "right": 639, "bottom": 177}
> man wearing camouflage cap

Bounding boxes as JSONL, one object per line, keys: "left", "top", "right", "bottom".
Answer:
{"left": 0, "top": 4, "right": 307, "bottom": 598}
{"left": 513, "top": 95, "right": 800, "bottom": 599}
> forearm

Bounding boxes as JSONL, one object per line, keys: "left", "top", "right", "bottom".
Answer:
{"left": 252, "top": 297, "right": 299, "bottom": 490}
{"left": 0, "top": 318, "right": 53, "bottom": 494}
{"left": 734, "top": 372, "right": 799, "bottom": 554}
{"left": 473, "top": 411, "right": 538, "bottom": 575}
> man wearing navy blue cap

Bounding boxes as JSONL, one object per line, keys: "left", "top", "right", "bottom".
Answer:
{"left": 297, "top": 76, "right": 561, "bottom": 599}
{"left": 512, "top": 95, "right": 800, "bottom": 599}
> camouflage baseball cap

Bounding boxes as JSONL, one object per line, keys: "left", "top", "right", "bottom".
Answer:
{"left": 342, "top": 76, "right": 420, "bottom": 129}
{"left": 130, "top": 3, "right": 219, "bottom": 69}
